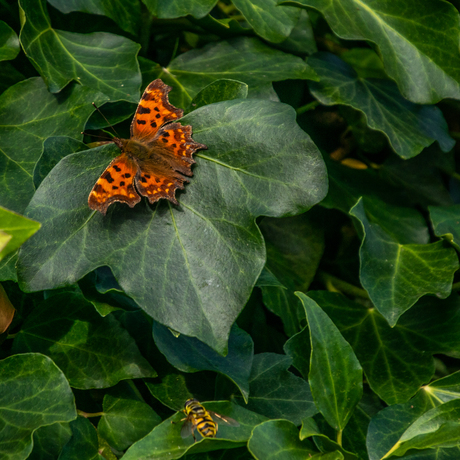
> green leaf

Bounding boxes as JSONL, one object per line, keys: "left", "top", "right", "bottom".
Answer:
{"left": 19, "top": 0, "right": 141, "bottom": 102}
{"left": 0, "top": 20, "right": 19, "bottom": 62}
{"left": 307, "top": 52, "right": 455, "bottom": 159}
{"left": 350, "top": 198, "right": 459, "bottom": 326}
{"left": 0, "top": 62, "right": 26, "bottom": 95}
{"left": 232, "top": 0, "right": 300, "bottom": 43}
{"left": 275, "top": 9, "right": 317, "bottom": 55}
{"left": 0, "top": 206, "right": 40, "bottom": 261}
{"left": 297, "top": 292, "right": 362, "bottom": 431}
{"left": 0, "top": 251, "right": 18, "bottom": 282}
{"left": 59, "top": 417, "right": 98, "bottom": 460}
{"left": 29, "top": 423, "right": 72, "bottom": 460}
{"left": 33, "top": 137, "right": 88, "bottom": 189}
{"left": 123, "top": 401, "right": 266, "bottom": 460}
{"left": 145, "top": 37, "right": 318, "bottom": 107}
{"left": 284, "top": 0, "right": 460, "bottom": 104}
{"left": 98, "top": 390, "right": 162, "bottom": 451}
{"left": 0, "top": 77, "right": 108, "bottom": 213}
{"left": 248, "top": 419, "right": 318, "bottom": 459}
{"left": 383, "top": 400, "right": 460, "bottom": 458}
{"left": 12, "top": 291, "right": 156, "bottom": 388}
{"left": 145, "top": 373, "right": 194, "bottom": 411}
{"left": 46, "top": 0, "right": 142, "bottom": 36}
{"left": 17, "top": 98, "right": 327, "bottom": 353}
{"left": 153, "top": 323, "right": 253, "bottom": 402}
{"left": 234, "top": 353, "right": 317, "bottom": 425}
{"left": 142, "top": 0, "right": 218, "bottom": 19}
{"left": 430, "top": 204, "right": 460, "bottom": 251}
{"left": 259, "top": 211, "right": 325, "bottom": 336}
{"left": 0, "top": 353, "right": 77, "bottom": 460}
{"left": 185, "top": 79, "right": 248, "bottom": 114}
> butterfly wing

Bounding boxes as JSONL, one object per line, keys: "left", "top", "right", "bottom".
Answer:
{"left": 88, "top": 152, "right": 141, "bottom": 215}
{"left": 131, "top": 79, "right": 183, "bottom": 141}
{"left": 135, "top": 123, "right": 207, "bottom": 205}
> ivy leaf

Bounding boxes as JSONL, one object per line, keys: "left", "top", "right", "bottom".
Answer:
{"left": 0, "top": 206, "right": 40, "bottom": 261}
{"left": 350, "top": 198, "right": 459, "bottom": 326}
{"left": 47, "top": 0, "right": 142, "bottom": 36}
{"left": 142, "top": 0, "right": 218, "bottom": 19}
{"left": 232, "top": 0, "right": 300, "bottom": 43}
{"left": 123, "top": 402, "right": 266, "bottom": 460}
{"left": 17, "top": 99, "right": 327, "bottom": 353}
{"left": 185, "top": 79, "right": 248, "bottom": 114}
{"left": 429, "top": 204, "right": 460, "bottom": 251}
{"left": 234, "top": 353, "right": 317, "bottom": 425}
{"left": 59, "top": 417, "right": 98, "bottom": 460}
{"left": 0, "top": 20, "right": 19, "bottom": 61}
{"left": 29, "top": 423, "right": 72, "bottom": 460}
{"left": 0, "top": 77, "right": 108, "bottom": 213}
{"left": 248, "top": 420, "right": 319, "bottom": 459}
{"left": 145, "top": 373, "right": 194, "bottom": 412}
{"left": 153, "top": 323, "right": 253, "bottom": 402}
{"left": 308, "top": 52, "right": 455, "bottom": 159}
{"left": 297, "top": 292, "right": 362, "bottom": 431}
{"left": 284, "top": 0, "right": 460, "bottom": 104}
{"left": 12, "top": 291, "right": 156, "bottom": 388}
{"left": 0, "top": 353, "right": 77, "bottom": 460}
{"left": 143, "top": 37, "right": 318, "bottom": 107}
{"left": 19, "top": 0, "right": 141, "bottom": 102}
{"left": 383, "top": 400, "right": 460, "bottom": 458}
{"left": 98, "top": 390, "right": 162, "bottom": 451}
{"left": 33, "top": 137, "right": 88, "bottom": 189}
{"left": 259, "top": 211, "right": 325, "bottom": 336}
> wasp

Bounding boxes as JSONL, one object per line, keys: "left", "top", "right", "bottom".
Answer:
{"left": 178, "top": 398, "right": 240, "bottom": 442}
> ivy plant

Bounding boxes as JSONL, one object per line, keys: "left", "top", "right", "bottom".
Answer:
{"left": 1, "top": 1, "right": 460, "bottom": 459}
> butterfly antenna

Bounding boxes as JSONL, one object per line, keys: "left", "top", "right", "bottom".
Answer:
{"left": 81, "top": 131, "right": 112, "bottom": 141}
{"left": 92, "top": 102, "right": 120, "bottom": 138}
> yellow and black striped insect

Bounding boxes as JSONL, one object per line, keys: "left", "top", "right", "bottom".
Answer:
{"left": 178, "top": 398, "right": 239, "bottom": 442}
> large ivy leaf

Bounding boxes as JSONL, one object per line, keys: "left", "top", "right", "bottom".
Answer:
{"left": 308, "top": 52, "right": 455, "bottom": 159}
{"left": 17, "top": 99, "right": 327, "bottom": 353}
{"left": 234, "top": 353, "right": 317, "bottom": 425}
{"left": 142, "top": 37, "right": 318, "bottom": 107}
{"left": 12, "top": 291, "right": 156, "bottom": 388}
{"left": 0, "top": 353, "right": 77, "bottom": 460}
{"left": 142, "top": 0, "right": 218, "bottom": 18}
{"left": 19, "top": 0, "right": 141, "bottom": 102}
{"left": 297, "top": 293, "right": 362, "bottom": 431}
{"left": 0, "top": 206, "right": 40, "bottom": 261}
{"left": 123, "top": 401, "right": 266, "bottom": 460}
{"left": 350, "top": 198, "right": 459, "bottom": 326}
{"left": 153, "top": 323, "right": 253, "bottom": 402}
{"left": 285, "top": 0, "right": 460, "bottom": 104}
{"left": 0, "top": 20, "right": 19, "bottom": 62}
{"left": 46, "top": 0, "right": 142, "bottom": 36}
{"left": 0, "top": 77, "right": 108, "bottom": 213}
{"left": 232, "top": 0, "right": 300, "bottom": 43}
{"left": 248, "top": 420, "right": 318, "bottom": 459}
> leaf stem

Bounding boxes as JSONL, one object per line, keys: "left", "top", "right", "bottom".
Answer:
{"left": 217, "top": 1, "right": 238, "bottom": 15}
{"left": 77, "top": 409, "right": 105, "bottom": 418}
{"left": 337, "top": 429, "right": 343, "bottom": 446}
{"left": 452, "top": 281, "right": 460, "bottom": 292}
{"left": 319, "top": 271, "right": 370, "bottom": 299}
{"left": 296, "top": 100, "right": 320, "bottom": 115}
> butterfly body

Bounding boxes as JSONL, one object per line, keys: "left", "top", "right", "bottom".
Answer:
{"left": 88, "top": 79, "right": 206, "bottom": 215}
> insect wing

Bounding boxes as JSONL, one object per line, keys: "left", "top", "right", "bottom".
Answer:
{"left": 209, "top": 411, "right": 240, "bottom": 427}
{"left": 180, "top": 418, "right": 194, "bottom": 439}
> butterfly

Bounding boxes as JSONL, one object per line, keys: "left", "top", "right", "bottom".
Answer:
{"left": 88, "top": 79, "right": 207, "bottom": 215}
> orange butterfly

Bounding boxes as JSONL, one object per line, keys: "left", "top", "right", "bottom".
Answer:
{"left": 88, "top": 79, "right": 207, "bottom": 215}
